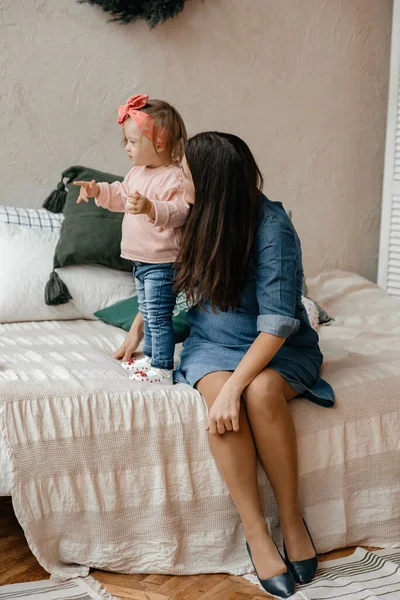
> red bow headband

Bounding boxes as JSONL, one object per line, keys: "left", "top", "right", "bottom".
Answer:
{"left": 117, "top": 94, "right": 166, "bottom": 149}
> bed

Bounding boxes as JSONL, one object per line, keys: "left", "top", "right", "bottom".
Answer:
{"left": 0, "top": 270, "right": 399, "bottom": 579}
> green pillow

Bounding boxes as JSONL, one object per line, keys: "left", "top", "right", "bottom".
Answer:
{"left": 94, "top": 295, "right": 191, "bottom": 343}
{"left": 43, "top": 165, "right": 132, "bottom": 305}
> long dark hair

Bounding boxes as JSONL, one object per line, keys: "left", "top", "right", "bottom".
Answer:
{"left": 175, "top": 132, "right": 263, "bottom": 312}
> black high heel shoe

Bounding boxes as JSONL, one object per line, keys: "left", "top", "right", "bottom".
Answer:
{"left": 283, "top": 519, "right": 318, "bottom": 585}
{"left": 246, "top": 541, "right": 295, "bottom": 599}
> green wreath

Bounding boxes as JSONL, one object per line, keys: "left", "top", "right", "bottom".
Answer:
{"left": 79, "top": 0, "right": 187, "bottom": 27}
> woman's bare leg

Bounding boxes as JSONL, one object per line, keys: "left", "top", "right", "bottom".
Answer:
{"left": 197, "top": 371, "right": 287, "bottom": 579}
{"left": 243, "top": 369, "right": 315, "bottom": 561}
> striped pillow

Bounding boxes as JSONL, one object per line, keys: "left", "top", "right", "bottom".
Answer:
{"left": 0, "top": 206, "right": 64, "bottom": 232}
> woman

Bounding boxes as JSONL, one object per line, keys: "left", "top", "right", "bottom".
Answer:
{"left": 115, "top": 132, "right": 334, "bottom": 598}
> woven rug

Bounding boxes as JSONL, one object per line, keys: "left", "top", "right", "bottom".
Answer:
{"left": 0, "top": 576, "right": 120, "bottom": 600}
{"left": 243, "top": 548, "right": 400, "bottom": 599}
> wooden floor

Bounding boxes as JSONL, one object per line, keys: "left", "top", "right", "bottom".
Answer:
{"left": 0, "top": 496, "right": 357, "bottom": 599}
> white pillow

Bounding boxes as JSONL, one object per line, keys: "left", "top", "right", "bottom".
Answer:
{"left": 0, "top": 205, "right": 64, "bottom": 231}
{"left": 302, "top": 296, "right": 320, "bottom": 332}
{"left": 0, "top": 223, "right": 135, "bottom": 323}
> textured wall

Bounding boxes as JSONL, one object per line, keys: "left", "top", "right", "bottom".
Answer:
{"left": 0, "top": 0, "right": 392, "bottom": 280}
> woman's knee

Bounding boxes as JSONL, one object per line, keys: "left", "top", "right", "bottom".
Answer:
{"left": 244, "top": 370, "right": 286, "bottom": 422}
{"left": 196, "top": 371, "right": 232, "bottom": 409}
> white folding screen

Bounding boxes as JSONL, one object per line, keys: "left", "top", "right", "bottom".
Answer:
{"left": 378, "top": 0, "right": 400, "bottom": 298}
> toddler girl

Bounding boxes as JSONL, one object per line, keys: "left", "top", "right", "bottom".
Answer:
{"left": 74, "top": 94, "right": 189, "bottom": 385}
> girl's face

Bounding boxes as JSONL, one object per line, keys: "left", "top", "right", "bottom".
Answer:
{"left": 123, "top": 118, "right": 163, "bottom": 168}
{"left": 179, "top": 156, "right": 195, "bottom": 204}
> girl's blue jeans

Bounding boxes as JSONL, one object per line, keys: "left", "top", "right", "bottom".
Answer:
{"left": 132, "top": 261, "right": 176, "bottom": 370}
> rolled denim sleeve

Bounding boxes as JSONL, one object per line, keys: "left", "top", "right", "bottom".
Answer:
{"left": 256, "top": 217, "right": 300, "bottom": 338}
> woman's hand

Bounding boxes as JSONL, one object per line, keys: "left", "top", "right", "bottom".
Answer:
{"left": 113, "top": 313, "right": 144, "bottom": 362}
{"left": 207, "top": 380, "right": 242, "bottom": 435}
{"left": 73, "top": 179, "right": 100, "bottom": 203}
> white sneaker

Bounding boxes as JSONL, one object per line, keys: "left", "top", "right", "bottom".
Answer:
{"left": 129, "top": 367, "right": 173, "bottom": 385}
{"left": 121, "top": 355, "right": 152, "bottom": 373}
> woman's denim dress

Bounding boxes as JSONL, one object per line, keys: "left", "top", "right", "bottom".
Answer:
{"left": 174, "top": 195, "right": 334, "bottom": 407}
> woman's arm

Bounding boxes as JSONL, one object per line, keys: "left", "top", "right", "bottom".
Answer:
{"left": 207, "top": 215, "right": 299, "bottom": 435}
{"left": 229, "top": 332, "right": 285, "bottom": 392}
{"left": 206, "top": 333, "right": 285, "bottom": 435}
{"left": 113, "top": 312, "right": 144, "bottom": 361}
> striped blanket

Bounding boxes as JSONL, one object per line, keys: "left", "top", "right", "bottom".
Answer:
{"left": 0, "top": 271, "right": 399, "bottom": 579}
